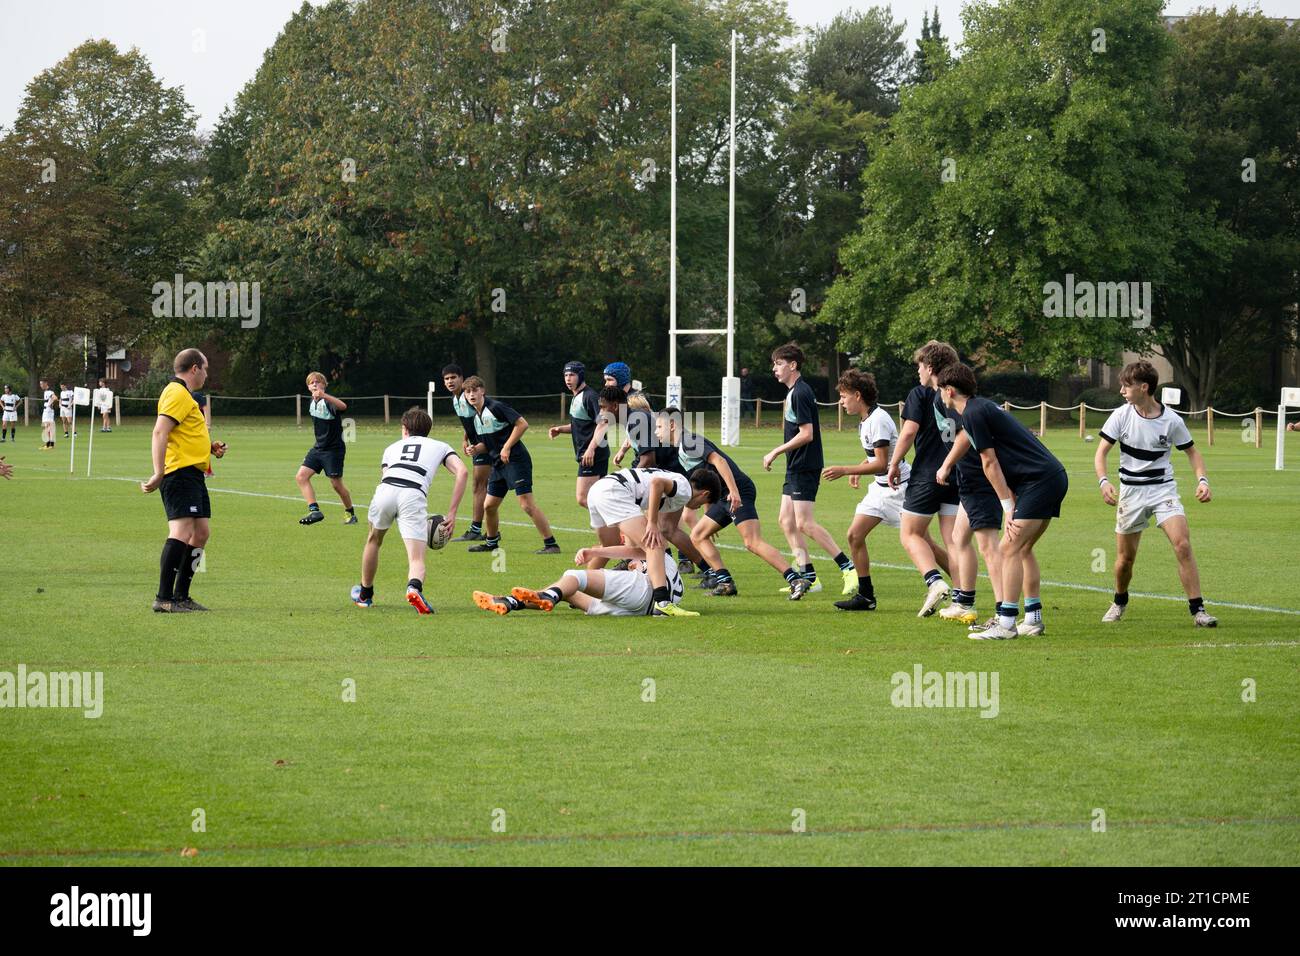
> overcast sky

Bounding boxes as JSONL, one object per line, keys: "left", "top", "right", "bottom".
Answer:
{"left": 2, "top": 0, "right": 1298, "bottom": 132}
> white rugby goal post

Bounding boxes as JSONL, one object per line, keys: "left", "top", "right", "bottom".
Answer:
{"left": 665, "top": 34, "right": 741, "bottom": 446}
{"left": 1277, "top": 387, "right": 1300, "bottom": 470}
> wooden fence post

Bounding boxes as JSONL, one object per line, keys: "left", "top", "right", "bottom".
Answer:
{"left": 1207, "top": 407, "right": 1214, "bottom": 447}
{"left": 1039, "top": 401, "right": 1047, "bottom": 437}
{"left": 114, "top": 395, "right": 120, "bottom": 427}
{"left": 205, "top": 395, "right": 212, "bottom": 428}
{"left": 560, "top": 392, "right": 567, "bottom": 421}
{"left": 384, "top": 394, "right": 390, "bottom": 425}
{"left": 753, "top": 399, "right": 760, "bottom": 428}
{"left": 836, "top": 401, "right": 843, "bottom": 431}
{"left": 1255, "top": 407, "right": 1262, "bottom": 448}
{"left": 296, "top": 394, "right": 302, "bottom": 428}
{"left": 1078, "top": 402, "right": 1086, "bottom": 438}
{"left": 23, "top": 396, "right": 29, "bottom": 427}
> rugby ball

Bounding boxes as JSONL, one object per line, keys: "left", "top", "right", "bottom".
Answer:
{"left": 427, "top": 513, "right": 451, "bottom": 550}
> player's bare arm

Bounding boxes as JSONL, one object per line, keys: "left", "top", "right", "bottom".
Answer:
{"left": 1186, "top": 446, "right": 1212, "bottom": 502}
{"left": 441, "top": 453, "right": 470, "bottom": 533}
{"left": 141, "top": 414, "right": 177, "bottom": 493}
{"left": 548, "top": 423, "right": 571, "bottom": 439}
{"left": 887, "top": 419, "right": 919, "bottom": 488}
{"left": 978, "top": 448, "right": 1018, "bottom": 537}
{"left": 935, "top": 430, "right": 970, "bottom": 486}
{"left": 1095, "top": 437, "right": 1119, "bottom": 506}
{"left": 706, "top": 451, "right": 742, "bottom": 510}
{"left": 499, "top": 419, "right": 527, "bottom": 464}
{"left": 763, "top": 422, "right": 813, "bottom": 471}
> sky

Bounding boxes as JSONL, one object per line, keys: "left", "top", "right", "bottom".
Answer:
{"left": 2, "top": 0, "right": 1298, "bottom": 133}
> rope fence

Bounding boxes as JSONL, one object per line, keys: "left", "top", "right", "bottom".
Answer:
{"left": 36, "top": 391, "right": 1298, "bottom": 452}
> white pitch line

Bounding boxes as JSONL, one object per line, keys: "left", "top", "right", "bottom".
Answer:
{"left": 24, "top": 468, "right": 1300, "bottom": 619}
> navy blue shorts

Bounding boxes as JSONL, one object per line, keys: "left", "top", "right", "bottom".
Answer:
{"left": 704, "top": 472, "right": 759, "bottom": 529}
{"left": 958, "top": 487, "right": 1003, "bottom": 531}
{"left": 1012, "top": 468, "right": 1068, "bottom": 520}
{"left": 302, "top": 445, "right": 345, "bottom": 478}
{"left": 471, "top": 452, "right": 491, "bottom": 468}
{"left": 782, "top": 469, "right": 820, "bottom": 502}
{"left": 577, "top": 454, "right": 609, "bottom": 479}
{"left": 903, "top": 475, "right": 959, "bottom": 516}
{"left": 487, "top": 455, "right": 534, "bottom": 498}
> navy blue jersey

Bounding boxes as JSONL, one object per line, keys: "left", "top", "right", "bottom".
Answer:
{"left": 677, "top": 432, "right": 750, "bottom": 486}
{"left": 567, "top": 384, "right": 603, "bottom": 459}
{"left": 472, "top": 397, "right": 525, "bottom": 464}
{"left": 902, "top": 385, "right": 954, "bottom": 479}
{"left": 647, "top": 443, "right": 686, "bottom": 474}
{"left": 626, "top": 407, "right": 656, "bottom": 458}
{"left": 309, "top": 397, "right": 344, "bottom": 451}
{"left": 958, "top": 397, "right": 1064, "bottom": 489}
{"left": 782, "top": 377, "right": 823, "bottom": 473}
{"left": 944, "top": 404, "right": 992, "bottom": 493}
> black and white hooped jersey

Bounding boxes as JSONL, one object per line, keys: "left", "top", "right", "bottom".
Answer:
{"left": 859, "top": 406, "right": 907, "bottom": 486}
{"left": 59, "top": 389, "right": 73, "bottom": 412}
{"left": 643, "top": 551, "right": 684, "bottom": 608}
{"left": 605, "top": 467, "right": 692, "bottom": 514}
{"left": 378, "top": 436, "right": 453, "bottom": 496}
{"left": 1099, "top": 403, "right": 1193, "bottom": 486}
{"left": 0, "top": 393, "right": 19, "bottom": 415}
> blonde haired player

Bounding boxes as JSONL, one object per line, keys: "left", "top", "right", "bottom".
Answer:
{"left": 351, "top": 407, "right": 467, "bottom": 614}
{"left": 295, "top": 371, "right": 357, "bottom": 525}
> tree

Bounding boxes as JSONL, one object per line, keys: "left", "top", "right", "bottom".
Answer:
{"left": 823, "top": 0, "right": 1187, "bottom": 376}
{"left": 912, "top": 6, "right": 952, "bottom": 84}
{"left": 1160, "top": 8, "right": 1300, "bottom": 409}
{"left": 8, "top": 40, "right": 200, "bottom": 382}
{"left": 0, "top": 131, "right": 124, "bottom": 395}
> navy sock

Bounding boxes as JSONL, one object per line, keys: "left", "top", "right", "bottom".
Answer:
{"left": 1114, "top": 591, "right": 1129, "bottom": 606}
{"left": 359, "top": 584, "right": 374, "bottom": 600}
{"left": 858, "top": 575, "right": 874, "bottom": 598}
{"left": 542, "top": 536, "right": 557, "bottom": 548}
{"left": 652, "top": 586, "right": 669, "bottom": 603}
{"left": 486, "top": 535, "right": 500, "bottom": 548}
{"left": 923, "top": 568, "right": 942, "bottom": 587}
{"left": 782, "top": 568, "right": 799, "bottom": 584}
{"left": 407, "top": 578, "right": 423, "bottom": 591}
{"left": 502, "top": 595, "right": 521, "bottom": 611}
{"left": 714, "top": 568, "right": 733, "bottom": 583}
{"left": 802, "top": 563, "right": 816, "bottom": 582}
{"left": 308, "top": 503, "right": 320, "bottom": 512}
{"left": 833, "top": 551, "right": 853, "bottom": 572}
{"left": 540, "top": 587, "right": 562, "bottom": 604}
{"left": 1188, "top": 597, "right": 1205, "bottom": 615}
{"left": 469, "top": 521, "right": 482, "bottom": 534}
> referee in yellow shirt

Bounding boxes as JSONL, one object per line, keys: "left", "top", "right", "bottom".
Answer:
{"left": 141, "top": 349, "right": 227, "bottom": 612}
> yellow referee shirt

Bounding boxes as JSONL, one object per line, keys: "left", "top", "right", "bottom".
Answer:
{"left": 158, "top": 380, "right": 211, "bottom": 474}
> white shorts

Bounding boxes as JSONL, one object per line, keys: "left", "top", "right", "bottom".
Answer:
{"left": 42, "top": 411, "right": 54, "bottom": 423}
{"left": 60, "top": 408, "right": 71, "bottom": 418}
{"left": 367, "top": 483, "right": 428, "bottom": 540}
{"left": 586, "top": 569, "right": 654, "bottom": 616}
{"left": 855, "top": 479, "right": 905, "bottom": 527}
{"left": 1116, "top": 482, "right": 1185, "bottom": 535}
{"left": 586, "top": 479, "right": 644, "bottom": 530}
{"left": 97, "top": 405, "right": 111, "bottom": 414}
{"left": 1, "top": 412, "right": 16, "bottom": 423}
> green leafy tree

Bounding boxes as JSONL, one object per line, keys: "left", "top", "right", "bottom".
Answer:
{"left": 823, "top": 0, "right": 1187, "bottom": 376}
{"left": 1161, "top": 8, "right": 1300, "bottom": 409}
{"left": 8, "top": 40, "right": 200, "bottom": 381}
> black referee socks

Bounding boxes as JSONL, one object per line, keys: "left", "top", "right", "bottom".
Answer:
{"left": 175, "top": 546, "right": 204, "bottom": 600}
{"left": 157, "top": 537, "right": 188, "bottom": 601}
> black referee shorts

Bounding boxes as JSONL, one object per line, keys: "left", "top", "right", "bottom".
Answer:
{"left": 161, "top": 465, "right": 211, "bottom": 520}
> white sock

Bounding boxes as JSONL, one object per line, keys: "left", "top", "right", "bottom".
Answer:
{"left": 998, "top": 603, "right": 1018, "bottom": 629}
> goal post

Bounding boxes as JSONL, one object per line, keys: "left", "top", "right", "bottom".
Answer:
{"left": 1277, "top": 387, "right": 1300, "bottom": 471}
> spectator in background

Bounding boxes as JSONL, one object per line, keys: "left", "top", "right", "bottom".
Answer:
{"left": 739, "top": 366, "right": 755, "bottom": 418}
{"left": 94, "top": 379, "right": 114, "bottom": 432}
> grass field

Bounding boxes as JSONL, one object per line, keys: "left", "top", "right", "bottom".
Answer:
{"left": 2, "top": 410, "right": 1298, "bottom": 866}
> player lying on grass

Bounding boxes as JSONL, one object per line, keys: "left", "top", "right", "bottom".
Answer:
{"left": 886, "top": 341, "right": 964, "bottom": 617}
{"left": 473, "top": 544, "right": 685, "bottom": 617}
{"left": 936, "top": 364, "right": 1069, "bottom": 641}
{"left": 821, "top": 369, "right": 906, "bottom": 612}
{"left": 586, "top": 464, "right": 722, "bottom": 617}
{"left": 351, "top": 407, "right": 468, "bottom": 614}
{"left": 295, "top": 371, "right": 357, "bottom": 526}
{"left": 442, "top": 364, "right": 489, "bottom": 542}
{"left": 461, "top": 376, "right": 560, "bottom": 555}
{"left": 762, "top": 342, "right": 856, "bottom": 597}
{"left": 548, "top": 361, "right": 610, "bottom": 508}
{"left": 1095, "top": 360, "right": 1217, "bottom": 628}
{"left": 654, "top": 408, "right": 811, "bottom": 600}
